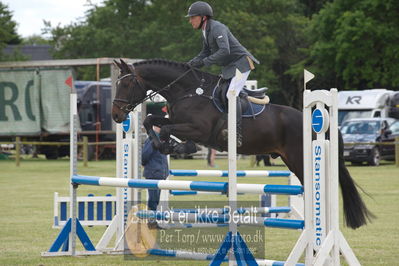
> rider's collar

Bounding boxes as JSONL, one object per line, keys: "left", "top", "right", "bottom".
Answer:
{"left": 201, "top": 18, "right": 207, "bottom": 30}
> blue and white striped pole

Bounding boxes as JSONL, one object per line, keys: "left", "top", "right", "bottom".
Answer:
{"left": 147, "top": 249, "right": 305, "bottom": 266}
{"left": 169, "top": 190, "right": 226, "bottom": 196}
{"left": 148, "top": 248, "right": 228, "bottom": 261}
{"left": 72, "top": 175, "right": 303, "bottom": 195}
{"left": 136, "top": 210, "right": 304, "bottom": 229}
{"left": 170, "top": 169, "right": 292, "bottom": 177}
{"left": 158, "top": 222, "right": 229, "bottom": 229}
{"left": 159, "top": 206, "right": 291, "bottom": 215}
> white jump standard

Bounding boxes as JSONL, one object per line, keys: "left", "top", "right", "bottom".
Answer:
{"left": 43, "top": 90, "right": 144, "bottom": 256}
{"left": 285, "top": 89, "right": 361, "bottom": 265}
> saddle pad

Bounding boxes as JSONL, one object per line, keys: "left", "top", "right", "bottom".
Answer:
{"left": 212, "top": 87, "right": 265, "bottom": 118}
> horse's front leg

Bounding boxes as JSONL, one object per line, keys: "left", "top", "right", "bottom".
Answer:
{"left": 143, "top": 115, "right": 171, "bottom": 149}
{"left": 160, "top": 123, "right": 206, "bottom": 154}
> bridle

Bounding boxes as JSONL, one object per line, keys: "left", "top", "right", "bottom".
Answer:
{"left": 113, "top": 66, "right": 203, "bottom": 113}
{"left": 112, "top": 72, "right": 143, "bottom": 112}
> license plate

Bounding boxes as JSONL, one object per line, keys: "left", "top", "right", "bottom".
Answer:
{"left": 344, "top": 151, "right": 349, "bottom": 156}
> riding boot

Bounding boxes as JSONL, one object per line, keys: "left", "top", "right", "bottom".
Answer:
{"left": 236, "top": 98, "right": 243, "bottom": 147}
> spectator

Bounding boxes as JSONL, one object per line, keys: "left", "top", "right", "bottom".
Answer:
{"left": 142, "top": 126, "right": 169, "bottom": 212}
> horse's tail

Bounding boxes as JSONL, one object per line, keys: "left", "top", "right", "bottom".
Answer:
{"left": 338, "top": 133, "right": 375, "bottom": 229}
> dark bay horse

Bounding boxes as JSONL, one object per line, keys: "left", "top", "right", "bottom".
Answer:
{"left": 112, "top": 59, "right": 373, "bottom": 229}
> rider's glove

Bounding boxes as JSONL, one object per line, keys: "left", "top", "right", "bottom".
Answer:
{"left": 188, "top": 59, "right": 204, "bottom": 68}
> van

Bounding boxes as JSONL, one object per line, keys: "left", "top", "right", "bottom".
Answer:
{"left": 338, "top": 89, "right": 394, "bottom": 126}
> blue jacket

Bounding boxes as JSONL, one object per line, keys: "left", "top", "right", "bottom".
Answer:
{"left": 142, "top": 138, "right": 169, "bottom": 179}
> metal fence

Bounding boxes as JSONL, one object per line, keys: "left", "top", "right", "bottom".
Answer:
{"left": 1, "top": 137, "right": 398, "bottom": 167}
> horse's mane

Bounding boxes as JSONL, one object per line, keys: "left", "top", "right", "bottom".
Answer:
{"left": 133, "top": 58, "right": 218, "bottom": 80}
{"left": 133, "top": 58, "right": 190, "bottom": 70}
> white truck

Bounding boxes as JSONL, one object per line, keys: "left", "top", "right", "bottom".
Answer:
{"left": 338, "top": 89, "right": 395, "bottom": 126}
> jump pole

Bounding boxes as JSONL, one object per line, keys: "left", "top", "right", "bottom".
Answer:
{"left": 71, "top": 175, "right": 303, "bottom": 195}
{"left": 208, "top": 71, "right": 258, "bottom": 265}
{"left": 227, "top": 85, "right": 237, "bottom": 265}
{"left": 169, "top": 169, "right": 304, "bottom": 220}
{"left": 69, "top": 92, "right": 78, "bottom": 255}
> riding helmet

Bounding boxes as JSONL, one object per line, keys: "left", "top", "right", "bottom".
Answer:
{"left": 186, "top": 1, "right": 213, "bottom": 17}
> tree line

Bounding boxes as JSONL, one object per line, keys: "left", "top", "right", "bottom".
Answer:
{"left": 1, "top": 0, "right": 398, "bottom": 108}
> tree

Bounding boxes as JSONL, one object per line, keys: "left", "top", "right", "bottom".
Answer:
{"left": 215, "top": 0, "right": 309, "bottom": 106}
{"left": 45, "top": 0, "right": 311, "bottom": 107}
{"left": 22, "top": 34, "right": 50, "bottom": 45}
{"left": 307, "top": 0, "right": 399, "bottom": 90}
{"left": 0, "top": 2, "right": 22, "bottom": 60}
{"left": 297, "top": 0, "right": 332, "bottom": 18}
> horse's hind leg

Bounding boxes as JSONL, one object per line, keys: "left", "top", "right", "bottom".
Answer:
{"left": 279, "top": 146, "right": 304, "bottom": 184}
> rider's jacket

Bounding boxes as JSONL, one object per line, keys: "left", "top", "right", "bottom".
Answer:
{"left": 191, "top": 19, "right": 259, "bottom": 79}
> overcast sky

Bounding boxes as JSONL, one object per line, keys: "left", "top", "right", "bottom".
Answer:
{"left": 4, "top": 0, "right": 104, "bottom": 38}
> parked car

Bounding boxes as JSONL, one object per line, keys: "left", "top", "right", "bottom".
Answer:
{"left": 380, "top": 120, "right": 399, "bottom": 160}
{"left": 340, "top": 118, "right": 397, "bottom": 166}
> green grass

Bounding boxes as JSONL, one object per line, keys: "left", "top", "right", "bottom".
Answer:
{"left": 0, "top": 156, "right": 398, "bottom": 265}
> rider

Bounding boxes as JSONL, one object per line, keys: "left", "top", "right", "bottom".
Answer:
{"left": 186, "top": 1, "right": 259, "bottom": 147}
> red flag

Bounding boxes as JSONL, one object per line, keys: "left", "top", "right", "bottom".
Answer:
{"left": 65, "top": 75, "right": 73, "bottom": 88}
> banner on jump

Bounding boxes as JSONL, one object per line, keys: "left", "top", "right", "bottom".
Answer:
{"left": 0, "top": 68, "right": 73, "bottom": 136}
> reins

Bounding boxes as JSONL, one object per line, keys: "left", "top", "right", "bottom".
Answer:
{"left": 113, "top": 65, "right": 207, "bottom": 112}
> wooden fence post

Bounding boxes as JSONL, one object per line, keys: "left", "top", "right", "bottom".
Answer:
{"left": 395, "top": 136, "right": 399, "bottom": 167}
{"left": 15, "top": 137, "right": 21, "bottom": 167}
{"left": 83, "top": 136, "right": 88, "bottom": 167}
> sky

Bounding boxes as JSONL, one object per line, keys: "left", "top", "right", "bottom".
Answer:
{"left": 4, "top": 0, "right": 104, "bottom": 38}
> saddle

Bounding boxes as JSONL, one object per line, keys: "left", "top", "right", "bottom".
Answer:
{"left": 212, "top": 77, "right": 269, "bottom": 118}
{"left": 208, "top": 78, "right": 270, "bottom": 151}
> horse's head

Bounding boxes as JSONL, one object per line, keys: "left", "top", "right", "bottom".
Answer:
{"left": 112, "top": 59, "right": 147, "bottom": 123}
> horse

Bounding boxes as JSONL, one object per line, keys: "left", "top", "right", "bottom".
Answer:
{"left": 112, "top": 58, "right": 373, "bottom": 229}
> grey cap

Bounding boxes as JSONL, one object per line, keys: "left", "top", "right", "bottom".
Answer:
{"left": 186, "top": 1, "right": 213, "bottom": 17}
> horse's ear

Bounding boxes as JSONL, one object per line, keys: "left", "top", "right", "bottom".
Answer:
{"left": 120, "top": 59, "right": 128, "bottom": 68}
{"left": 119, "top": 59, "right": 131, "bottom": 73}
{"left": 113, "top": 60, "right": 122, "bottom": 69}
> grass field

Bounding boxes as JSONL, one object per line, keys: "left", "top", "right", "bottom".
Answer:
{"left": 0, "top": 156, "right": 398, "bottom": 265}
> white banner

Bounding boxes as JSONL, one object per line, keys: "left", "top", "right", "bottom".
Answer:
{"left": 0, "top": 68, "right": 73, "bottom": 135}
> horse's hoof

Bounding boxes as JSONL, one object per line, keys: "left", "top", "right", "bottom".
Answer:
{"left": 174, "top": 143, "right": 186, "bottom": 154}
